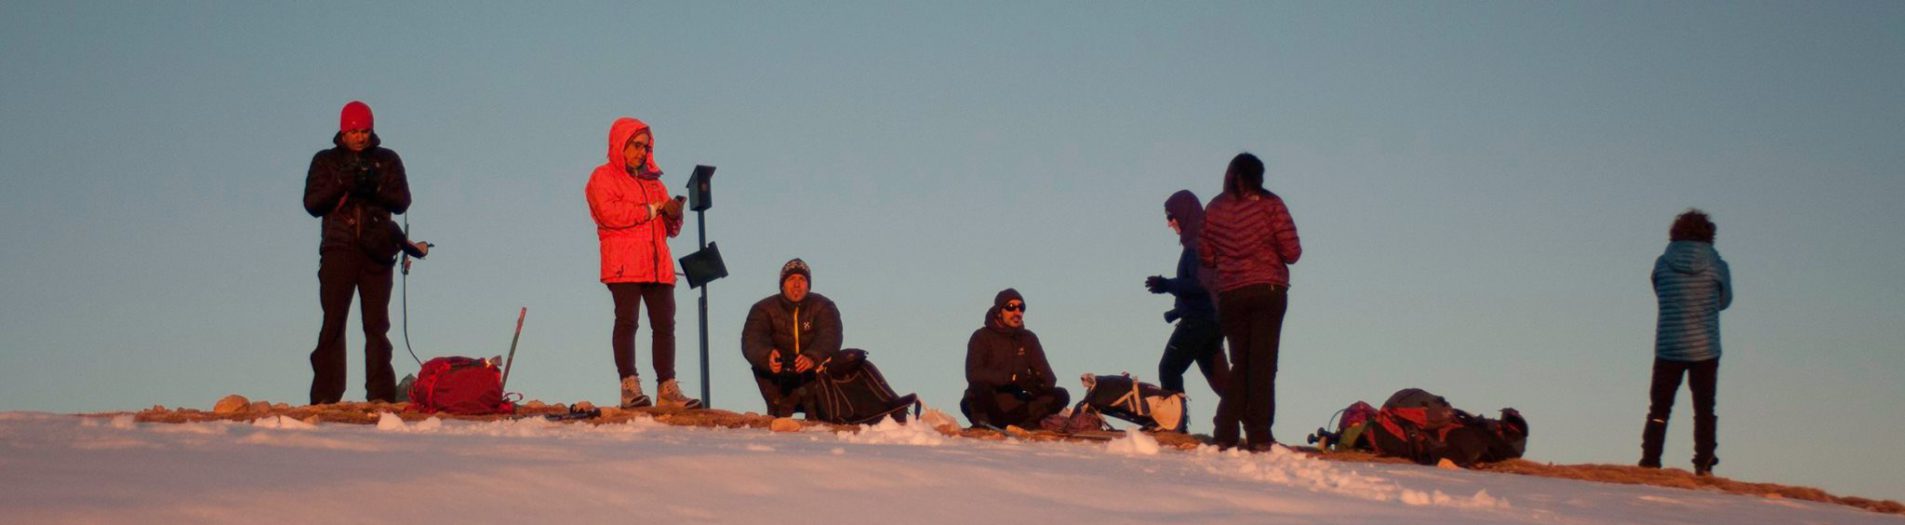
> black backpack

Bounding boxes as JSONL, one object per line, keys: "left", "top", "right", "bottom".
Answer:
{"left": 803, "top": 349, "right": 919, "bottom": 425}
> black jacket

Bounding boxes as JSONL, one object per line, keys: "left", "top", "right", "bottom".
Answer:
{"left": 303, "top": 132, "right": 411, "bottom": 262}
{"left": 965, "top": 289, "right": 1057, "bottom": 392}
{"left": 741, "top": 292, "right": 844, "bottom": 371}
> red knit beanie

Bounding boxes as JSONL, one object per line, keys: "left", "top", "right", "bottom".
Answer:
{"left": 339, "top": 101, "right": 374, "bottom": 132}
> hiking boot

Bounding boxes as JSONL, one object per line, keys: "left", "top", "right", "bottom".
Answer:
{"left": 1637, "top": 458, "right": 1662, "bottom": 469}
{"left": 656, "top": 378, "right": 703, "bottom": 409}
{"left": 1694, "top": 456, "right": 1719, "bottom": 477}
{"left": 620, "top": 376, "right": 652, "bottom": 409}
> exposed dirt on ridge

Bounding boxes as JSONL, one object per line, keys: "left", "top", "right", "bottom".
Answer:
{"left": 98, "top": 401, "right": 1901, "bottom": 516}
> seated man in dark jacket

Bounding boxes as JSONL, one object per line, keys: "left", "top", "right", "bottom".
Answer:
{"left": 741, "top": 258, "right": 843, "bottom": 417}
{"left": 962, "top": 289, "right": 1069, "bottom": 429}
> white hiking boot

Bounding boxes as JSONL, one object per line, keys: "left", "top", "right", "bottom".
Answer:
{"left": 657, "top": 378, "right": 703, "bottom": 409}
{"left": 620, "top": 376, "right": 652, "bottom": 409}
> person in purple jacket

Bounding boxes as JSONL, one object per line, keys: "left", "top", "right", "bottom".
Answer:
{"left": 1198, "top": 153, "right": 1302, "bottom": 451}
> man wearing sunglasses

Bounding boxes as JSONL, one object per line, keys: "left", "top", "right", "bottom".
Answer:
{"left": 962, "top": 289, "right": 1068, "bottom": 429}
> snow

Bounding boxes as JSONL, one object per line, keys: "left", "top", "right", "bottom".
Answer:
{"left": 0, "top": 412, "right": 1893, "bottom": 524}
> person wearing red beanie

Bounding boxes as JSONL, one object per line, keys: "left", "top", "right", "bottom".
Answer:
{"left": 302, "top": 100, "right": 413, "bottom": 405}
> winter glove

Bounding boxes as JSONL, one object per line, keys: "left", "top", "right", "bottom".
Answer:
{"left": 347, "top": 159, "right": 379, "bottom": 198}
{"left": 1145, "top": 275, "right": 1167, "bottom": 294}
{"left": 998, "top": 384, "right": 1033, "bottom": 401}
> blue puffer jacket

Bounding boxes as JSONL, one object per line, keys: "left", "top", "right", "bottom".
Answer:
{"left": 1653, "top": 241, "right": 1732, "bottom": 361}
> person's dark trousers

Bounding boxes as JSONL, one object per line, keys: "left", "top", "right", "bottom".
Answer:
{"left": 753, "top": 369, "right": 812, "bottom": 417}
{"left": 310, "top": 248, "right": 398, "bottom": 405}
{"left": 1640, "top": 357, "right": 1719, "bottom": 467}
{"left": 962, "top": 385, "right": 1071, "bottom": 429}
{"left": 1159, "top": 316, "right": 1230, "bottom": 396}
{"left": 1213, "top": 284, "right": 1287, "bottom": 449}
{"left": 607, "top": 283, "right": 677, "bottom": 381}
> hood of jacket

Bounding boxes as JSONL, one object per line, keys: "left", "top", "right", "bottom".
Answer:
{"left": 984, "top": 288, "right": 1025, "bottom": 333}
{"left": 1165, "top": 190, "right": 1204, "bottom": 248}
{"left": 1663, "top": 240, "right": 1718, "bottom": 274}
{"left": 606, "top": 117, "right": 661, "bottom": 179}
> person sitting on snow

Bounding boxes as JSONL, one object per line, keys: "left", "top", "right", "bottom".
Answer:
{"left": 741, "top": 258, "right": 843, "bottom": 417}
{"left": 962, "top": 289, "right": 1069, "bottom": 429}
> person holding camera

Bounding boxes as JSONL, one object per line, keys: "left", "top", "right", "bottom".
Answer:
{"left": 586, "top": 117, "right": 700, "bottom": 410}
{"left": 301, "top": 100, "right": 411, "bottom": 405}
{"left": 740, "top": 259, "right": 842, "bottom": 417}
{"left": 1145, "top": 190, "right": 1229, "bottom": 429}
{"left": 962, "top": 289, "right": 1069, "bottom": 430}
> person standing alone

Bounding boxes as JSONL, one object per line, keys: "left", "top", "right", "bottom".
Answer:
{"left": 1639, "top": 209, "right": 1731, "bottom": 476}
{"left": 1198, "top": 153, "right": 1301, "bottom": 451}
{"left": 585, "top": 117, "right": 700, "bottom": 409}
{"left": 303, "top": 101, "right": 410, "bottom": 404}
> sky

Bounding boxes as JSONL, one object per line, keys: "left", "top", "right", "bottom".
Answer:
{"left": 1, "top": 0, "right": 1900, "bottom": 502}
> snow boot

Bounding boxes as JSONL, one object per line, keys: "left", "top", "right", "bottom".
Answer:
{"left": 1638, "top": 417, "right": 1668, "bottom": 468}
{"left": 657, "top": 378, "right": 702, "bottom": 409}
{"left": 620, "top": 375, "right": 652, "bottom": 409}
{"left": 1694, "top": 455, "right": 1720, "bottom": 476}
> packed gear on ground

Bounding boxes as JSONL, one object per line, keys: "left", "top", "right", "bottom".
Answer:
{"left": 1313, "top": 388, "right": 1528, "bottom": 468}
{"left": 800, "top": 349, "right": 919, "bottom": 424}
{"left": 406, "top": 356, "right": 518, "bottom": 415}
{"left": 1073, "top": 373, "right": 1186, "bottom": 432}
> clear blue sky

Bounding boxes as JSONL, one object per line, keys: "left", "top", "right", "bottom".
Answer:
{"left": 3, "top": 1, "right": 1900, "bottom": 501}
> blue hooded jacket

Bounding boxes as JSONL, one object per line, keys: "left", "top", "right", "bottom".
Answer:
{"left": 1653, "top": 241, "right": 1732, "bottom": 361}
{"left": 1159, "top": 191, "right": 1216, "bottom": 323}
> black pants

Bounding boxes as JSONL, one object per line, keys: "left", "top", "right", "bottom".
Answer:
{"left": 608, "top": 282, "right": 676, "bottom": 381}
{"left": 1213, "top": 284, "right": 1287, "bottom": 448}
{"left": 961, "top": 385, "right": 1071, "bottom": 429}
{"left": 1159, "top": 316, "right": 1229, "bottom": 395}
{"left": 310, "top": 249, "right": 397, "bottom": 404}
{"left": 754, "top": 369, "right": 815, "bottom": 417}
{"left": 1641, "top": 357, "right": 1719, "bottom": 463}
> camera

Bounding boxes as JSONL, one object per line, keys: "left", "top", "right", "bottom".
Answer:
{"left": 347, "top": 158, "right": 379, "bottom": 196}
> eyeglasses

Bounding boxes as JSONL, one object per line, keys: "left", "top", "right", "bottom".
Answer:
{"left": 1002, "top": 303, "right": 1025, "bottom": 312}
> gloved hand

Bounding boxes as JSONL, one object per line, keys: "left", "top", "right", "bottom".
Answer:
{"left": 998, "top": 384, "right": 1033, "bottom": 401}
{"left": 1145, "top": 275, "right": 1167, "bottom": 294}
{"left": 348, "top": 161, "right": 379, "bottom": 197}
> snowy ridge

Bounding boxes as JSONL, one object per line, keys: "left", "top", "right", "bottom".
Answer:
{"left": 2, "top": 413, "right": 1893, "bottom": 524}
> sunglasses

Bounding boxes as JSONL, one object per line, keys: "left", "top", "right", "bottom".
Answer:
{"left": 1002, "top": 303, "right": 1026, "bottom": 312}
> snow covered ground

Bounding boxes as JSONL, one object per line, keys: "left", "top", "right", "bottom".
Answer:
{"left": 0, "top": 412, "right": 1892, "bottom": 524}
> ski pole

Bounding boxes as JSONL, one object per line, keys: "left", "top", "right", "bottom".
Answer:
{"left": 501, "top": 307, "right": 526, "bottom": 391}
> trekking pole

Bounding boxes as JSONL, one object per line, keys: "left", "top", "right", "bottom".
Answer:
{"left": 400, "top": 215, "right": 423, "bottom": 366}
{"left": 500, "top": 307, "right": 527, "bottom": 391}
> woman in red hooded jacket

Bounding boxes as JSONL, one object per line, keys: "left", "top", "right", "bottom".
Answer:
{"left": 585, "top": 117, "right": 700, "bottom": 409}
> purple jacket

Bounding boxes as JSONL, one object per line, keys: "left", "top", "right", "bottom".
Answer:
{"left": 1198, "top": 190, "right": 1301, "bottom": 291}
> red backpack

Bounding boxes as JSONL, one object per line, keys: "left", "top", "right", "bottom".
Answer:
{"left": 407, "top": 356, "right": 516, "bottom": 415}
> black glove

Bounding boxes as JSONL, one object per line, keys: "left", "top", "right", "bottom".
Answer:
{"left": 1145, "top": 275, "right": 1167, "bottom": 294}
{"left": 998, "top": 384, "right": 1033, "bottom": 401}
{"left": 348, "top": 159, "right": 379, "bottom": 197}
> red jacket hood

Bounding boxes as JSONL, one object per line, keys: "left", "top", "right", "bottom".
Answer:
{"left": 606, "top": 117, "right": 662, "bottom": 177}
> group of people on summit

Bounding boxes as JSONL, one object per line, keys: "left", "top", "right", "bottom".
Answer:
{"left": 302, "top": 102, "right": 1732, "bottom": 471}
